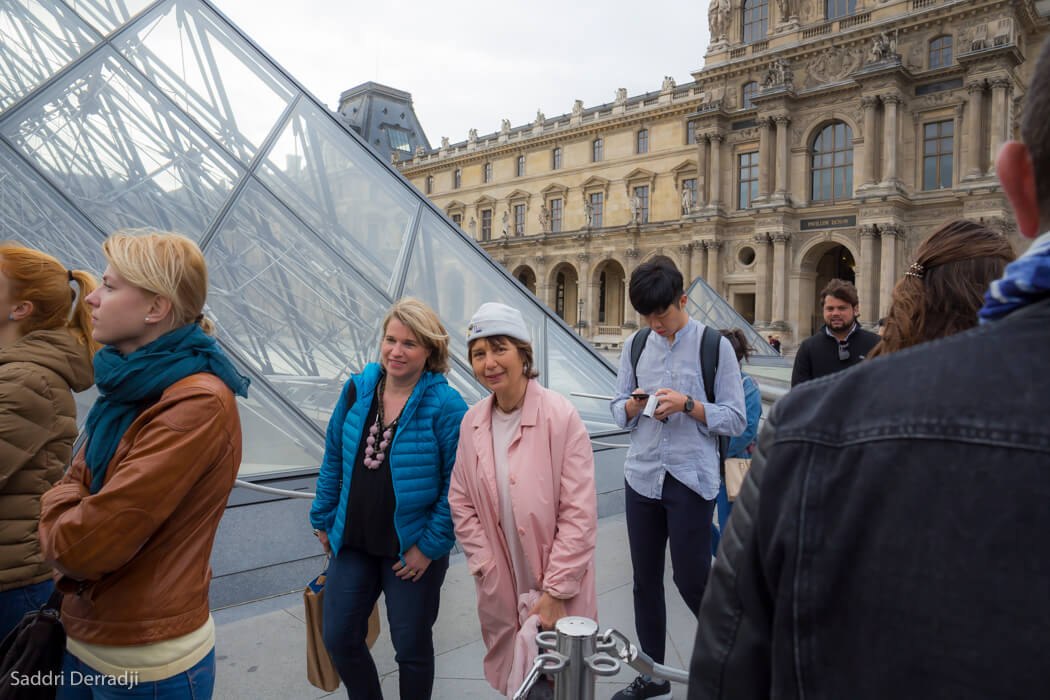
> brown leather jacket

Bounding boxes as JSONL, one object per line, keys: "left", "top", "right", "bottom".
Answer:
{"left": 39, "top": 373, "right": 242, "bottom": 646}
{"left": 0, "top": 329, "right": 93, "bottom": 592}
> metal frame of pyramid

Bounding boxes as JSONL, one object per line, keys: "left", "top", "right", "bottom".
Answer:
{"left": 0, "top": 0, "right": 619, "bottom": 480}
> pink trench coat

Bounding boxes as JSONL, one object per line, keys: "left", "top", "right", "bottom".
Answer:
{"left": 449, "top": 380, "right": 598, "bottom": 694}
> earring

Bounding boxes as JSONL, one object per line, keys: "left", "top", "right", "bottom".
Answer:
{"left": 144, "top": 317, "right": 150, "bottom": 322}
{"left": 7, "top": 315, "right": 12, "bottom": 321}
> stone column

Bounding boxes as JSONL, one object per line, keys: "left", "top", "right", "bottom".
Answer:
{"left": 624, "top": 248, "right": 641, "bottom": 327}
{"left": 679, "top": 244, "right": 695, "bottom": 284}
{"left": 965, "top": 81, "right": 985, "bottom": 179}
{"left": 705, "top": 240, "right": 723, "bottom": 296}
{"left": 771, "top": 233, "right": 791, "bottom": 323}
{"left": 878, "top": 224, "right": 902, "bottom": 320}
{"left": 758, "top": 118, "right": 773, "bottom": 201}
{"left": 692, "top": 241, "right": 707, "bottom": 284}
{"left": 881, "top": 94, "right": 902, "bottom": 186}
{"left": 696, "top": 136, "right": 709, "bottom": 208}
{"left": 988, "top": 78, "right": 1011, "bottom": 176}
{"left": 577, "top": 252, "right": 592, "bottom": 334}
{"left": 753, "top": 233, "right": 772, "bottom": 325}
{"left": 534, "top": 254, "right": 550, "bottom": 306}
{"left": 858, "top": 226, "right": 878, "bottom": 319}
{"left": 708, "top": 133, "right": 725, "bottom": 209}
{"left": 861, "top": 96, "right": 879, "bottom": 187}
{"left": 774, "top": 115, "right": 791, "bottom": 199}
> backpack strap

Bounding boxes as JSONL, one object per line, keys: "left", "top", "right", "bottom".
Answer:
{"left": 700, "top": 326, "right": 731, "bottom": 483}
{"left": 629, "top": 327, "right": 652, "bottom": 390}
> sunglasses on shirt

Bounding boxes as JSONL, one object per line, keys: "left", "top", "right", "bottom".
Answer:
{"left": 838, "top": 340, "right": 850, "bottom": 361}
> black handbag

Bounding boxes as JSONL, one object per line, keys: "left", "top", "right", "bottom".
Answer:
{"left": 0, "top": 589, "right": 65, "bottom": 700}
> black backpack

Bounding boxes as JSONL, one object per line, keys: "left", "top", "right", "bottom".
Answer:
{"left": 0, "top": 589, "right": 64, "bottom": 700}
{"left": 630, "top": 326, "right": 732, "bottom": 482}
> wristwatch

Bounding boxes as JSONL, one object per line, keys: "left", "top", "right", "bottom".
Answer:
{"left": 684, "top": 395, "right": 695, "bottom": 414}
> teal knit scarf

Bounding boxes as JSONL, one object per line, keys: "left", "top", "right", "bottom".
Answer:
{"left": 84, "top": 324, "right": 250, "bottom": 493}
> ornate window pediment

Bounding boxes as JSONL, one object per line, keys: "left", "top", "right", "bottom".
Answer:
{"left": 541, "top": 182, "right": 569, "bottom": 199}
{"left": 624, "top": 168, "right": 657, "bottom": 194}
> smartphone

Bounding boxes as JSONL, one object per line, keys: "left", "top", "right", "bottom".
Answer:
{"left": 632, "top": 393, "right": 650, "bottom": 400}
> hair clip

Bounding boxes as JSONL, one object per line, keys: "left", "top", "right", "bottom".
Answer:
{"left": 67, "top": 270, "right": 74, "bottom": 282}
{"left": 905, "top": 262, "right": 925, "bottom": 279}
{"left": 195, "top": 314, "right": 204, "bottom": 323}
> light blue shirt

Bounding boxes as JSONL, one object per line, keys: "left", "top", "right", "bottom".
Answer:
{"left": 610, "top": 320, "right": 747, "bottom": 500}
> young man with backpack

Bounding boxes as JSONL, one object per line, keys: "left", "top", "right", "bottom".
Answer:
{"left": 609, "top": 255, "right": 746, "bottom": 700}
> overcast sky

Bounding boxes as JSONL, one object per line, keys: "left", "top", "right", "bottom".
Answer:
{"left": 215, "top": 0, "right": 713, "bottom": 146}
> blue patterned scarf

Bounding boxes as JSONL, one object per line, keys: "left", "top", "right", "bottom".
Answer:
{"left": 84, "top": 324, "right": 250, "bottom": 493}
{"left": 979, "top": 231, "right": 1050, "bottom": 323}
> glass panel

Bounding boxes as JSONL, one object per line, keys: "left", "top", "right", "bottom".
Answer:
{"left": 256, "top": 99, "right": 418, "bottom": 294}
{"left": 812, "top": 171, "right": 820, "bottom": 200}
{"left": 402, "top": 209, "right": 546, "bottom": 367}
{"left": 444, "top": 359, "right": 487, "bottom": 408}
{"left": 204, "top": 179, "right": 389, "bottom": 432}
{"left": 230, "top": 355, "right": 325, "bottom": 477}
{"left": 64, "top": 0, "right": 154, "bottom": 35}
{"left": 113, "top": 0, "right": 296, "bottom": 165}
{"left": 925, "top": 123, "right": 937, "bottom": 139}
{"left": 941, "top": 136, "right": 953, "bottom": 153}
{"left": 940, "top": 155, "right": 952, "bottom": 188}
{"left": 545, "top": 319, "right": 617, "bottom": 432}
{"left": 1, "top": 48, "right": 242, "bottom": 240}
{"left": 0, "top": 0, "right": 100, "bottom": 113}
{"left": 822, "top": 171, "right": 831, "bottom": 200}
{"left": 924, "top": 138, "right": 937, "bottom": 155}
{"left": 844, "top": 167, "right": 852, "bottom": 196}
{"left": 834, "top": 167, "right": 844, "bottom": 199}
{"left": 0, "top": 143, "right": 108, "bottom": 275}
{"left": 686, "top": 277, "right": 778, "bottom": 359}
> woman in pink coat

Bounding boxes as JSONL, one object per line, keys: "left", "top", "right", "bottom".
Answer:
{"left": 449, "top": 302, "right": 598, "bottom": 697}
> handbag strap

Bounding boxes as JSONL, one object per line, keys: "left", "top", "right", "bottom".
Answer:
{"left": 43, "top": 588, "right": 63, "bottom": 613}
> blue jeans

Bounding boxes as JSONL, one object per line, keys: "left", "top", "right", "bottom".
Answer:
{"left": 57, "top": 648, "right": 215, "bottom": 699}
{"left": 0, "top": 578, "right": 54, "bottom": 641}
{"left": 710, "top": 481, "right": 733, "bottom": 555}
{"left": 322, "top": 546, "right": 449, "bottom": 700}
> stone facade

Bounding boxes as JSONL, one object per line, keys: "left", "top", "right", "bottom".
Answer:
{"left": 398, "top": 0, "right": 1048, "bottom": 351}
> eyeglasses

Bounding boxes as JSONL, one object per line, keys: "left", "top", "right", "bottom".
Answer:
{"left": 838, "top": 341, "right": 850, "bottom": 361}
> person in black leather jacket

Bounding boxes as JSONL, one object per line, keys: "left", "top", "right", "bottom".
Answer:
{"left": 688, "top": 36, "right": 1050, "bottom": 700}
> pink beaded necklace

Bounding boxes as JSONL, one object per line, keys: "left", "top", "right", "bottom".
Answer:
{"left": 364, "top": 375, "right": 404, "bottom": 470}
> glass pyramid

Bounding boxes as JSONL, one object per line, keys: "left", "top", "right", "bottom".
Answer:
{"left": 0, "top": 0, "right": 618, "bottom": 479}
{"left": 685, "top": 276, "right": 781, "bottom": 361}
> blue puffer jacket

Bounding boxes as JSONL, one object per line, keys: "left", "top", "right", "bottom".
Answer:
{"left": 310, "top": 363, "right": 468, "bottom": 560}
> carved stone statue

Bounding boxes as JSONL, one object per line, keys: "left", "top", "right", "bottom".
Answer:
{"left": 870, "top": 31, "right": 897, "bottom": 63}
{"left": 539, "top": 204, "right": 551, "bottom": 233}
{"left": 629, "top": 192, "right": 642, "bottom": 224}
{"left": 762, "top": 57, "right": 793, "bottom": 88}
{"left": 535, "top": 109, "right": 545, "bottom": 125}
{"left": 468, "top": 217, "right": 477, "bottom": 237}
{"left": 414, "top": 145, "right": 425, "bottom": 158}
{"left": 776, "top": 0, "right": 788, "bottom": 18}
{"left": 501, "top": 210, "right": 510, "bottom": 237}
{"left": 572, "top": 99, "right": 584, "bottom": 116}
{"left": 615, "top": 88, "right": 628, "bottom": 105}
{"left": 681, "top": 186, "right": 695, "bottom": 215}
{"left": 468, "top": 128, "right": 478, "bottom": 141}
{"left": 440, "top": 136, "right": 450, "bottom": 149}
{"left": 500, "top": 119, "right": 511, "bottom": 133}
{"left": 661, "top": 76, "right": 677, "bottom": 91}
{"left": 708, "top": 0, "right": 731, "bottom": 40}
{"left": 584, "top": 199, "right": 594, "bottom": 227}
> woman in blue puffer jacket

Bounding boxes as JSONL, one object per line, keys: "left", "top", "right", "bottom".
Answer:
{"left": 310, "top": 298, "right": 467, "bottom": 700}
{"left": 711, "top": 328, "right": 763, "bottom": 555}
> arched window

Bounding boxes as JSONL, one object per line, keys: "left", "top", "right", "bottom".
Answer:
{"left": 929, "top": 35, "right": 953, "bottom": 68}
{"left": 637, "top": 129, "right": 649, "bottom": 154}
{"left": 742, "top": 81, "right": 758, "bottom": 109}
{"left": 598, "top": 271, "right": 607, "bottom": 323}
{"left": 556, "top": 272, "right": 566, "bottom": 318}
{"left": 826, "top": 0, "right": 855, "bottom": 20}
{"left": 743, "top": 0, "right": 768, "bottom": 44}
{"left": 811, "top": 122, "right": 854, "bottom": 202}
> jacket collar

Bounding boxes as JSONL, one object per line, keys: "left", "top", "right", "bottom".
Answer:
{"left": 357, "top": 362, "right": 443, "bottom": 430}
{"left": 470, "top": 378, "right": 540, "bottom": 431}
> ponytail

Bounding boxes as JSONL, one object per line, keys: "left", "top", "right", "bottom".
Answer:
{"left": 67, "top": 269, "right": 101, "bottom": 354}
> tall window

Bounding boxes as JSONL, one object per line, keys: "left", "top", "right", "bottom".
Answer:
{"left": 686, "top": 120, "right": 697, "bottom": 145}
{"left": 593, "top": 138, "right": 603, "bottom": 162}
{"left": 826, "top": 0, "right": 855, "bottom": 20}
{"left": 682, "top": 178, "right": 698, "bottom": 213}
{"left": 514, "top": 203, "right": 526, "bottom": 234}
{"left": 589, "top": 192, "right": 604, "bottom": 228}
{"left": 549, "top": 198, "right": 563, "bottom": 232}
{"left": 637, "top": 129, "right": 649, "bottom": 154}
{"left": 634, "top": 186, "right": 650, "bottom": 223}
{"left": 552, "top": 147, "right": 562, "bottom": 169}
{"left": 929, "top": 36, "right": 953, "bottom": 69}
{"left": 923, "top": 120, "right": 954, "bottom": 190}
{"left": 811, "top": 122, "right": 854, "bottom": 202}
{"left": 425, "top": 176, "right": 433, "bottom": 194}
{"left": 480, "top": 209, "right": 492, "bottom": 240}
{"left": 743, "top": 0, "right": 768, "bottom": 44}
{"left": 738, "top": 152, "right": 759, "bottom": 209}
{"left": 483, "top": 162, "right": 492, "bottom": 183}
{"left": 742, "top": 81, "right": 758, "bottom": 109}
{"left": 555, "top": 272, "right": 566, "bottom": 318}
{"left": 598, "top": 271, "right": 607, "bottom": 323}
{"left": 454, "top": 169, "right": 461, "bottom": 188}
{"left": 451, "top": 213, "right": 462, "bottom": 226}
{"left": 516, "top": 155, "right": 526, "bottom": 177}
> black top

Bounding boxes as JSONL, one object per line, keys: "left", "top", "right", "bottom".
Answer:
{"left": 790, "top": 324, "right": 881, "bottom": 387}
{"left": 344, "top": 391, "right": 400, "bottom": 558}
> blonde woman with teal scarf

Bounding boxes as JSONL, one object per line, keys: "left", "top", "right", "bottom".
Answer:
{"left": 39, "top": 232, "right": 249, "bottom": 699}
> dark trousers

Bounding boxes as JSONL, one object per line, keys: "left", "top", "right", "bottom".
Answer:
{"left": 322, "top": 546, "right": 449, "bottom": 700}
{"left": 0, "top": 578, "right": 54, "bottom": 642}
{"left": 625, "top": 474, "right": 715, "bottom": 664}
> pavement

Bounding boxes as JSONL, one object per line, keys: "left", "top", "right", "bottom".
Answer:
{"left": 212, "top": 513, "right": 696, "bottom": 699}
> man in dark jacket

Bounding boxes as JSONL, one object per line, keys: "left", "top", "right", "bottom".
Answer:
{"left": 790, "top": 279, "right": 879, "bottom": 386}
{"left": 687, "top": 36, "right": 1050, "bottom": 700}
